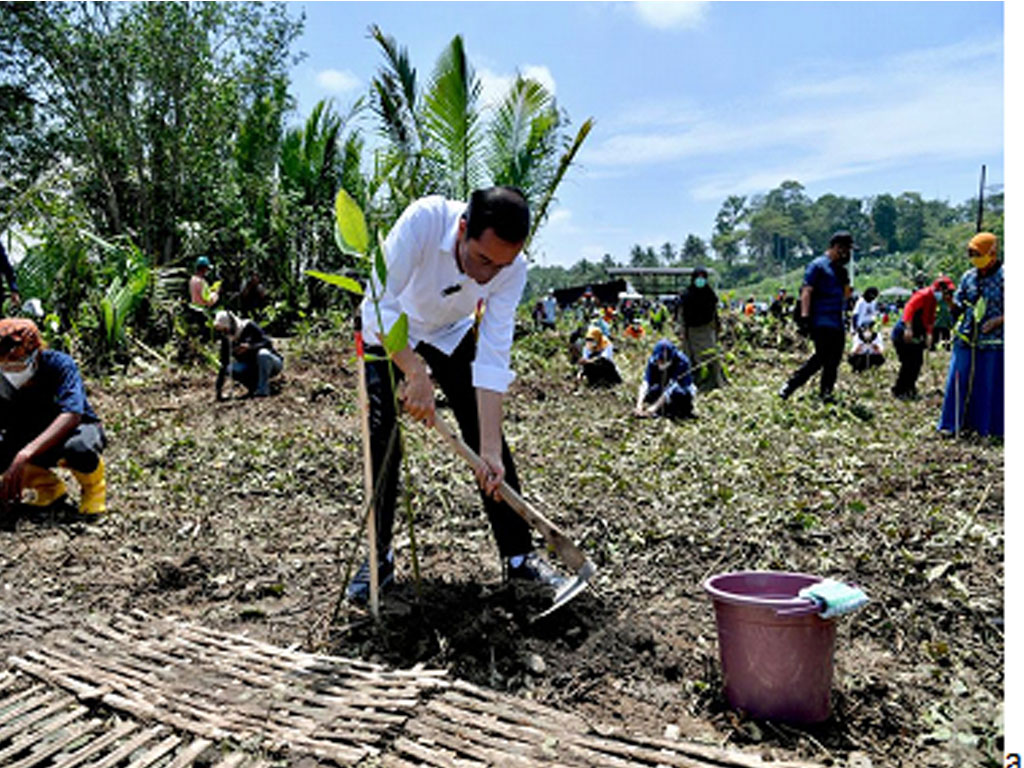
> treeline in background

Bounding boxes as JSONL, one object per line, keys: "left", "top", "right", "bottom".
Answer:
{"left": 0, "top": 3, "right": 1002, "bottom": 373}
{"left": 525, "top": 180, "right": 1003, "bottom": 303}
{"left": 0, "top": 2, "right": 590, "bottom": 370}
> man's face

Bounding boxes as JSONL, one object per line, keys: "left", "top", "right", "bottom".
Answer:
{"left": 456, "top": 221, "right": 522, "bottom": 285}
{"left": 829, "top": 241, "right": 852, "bottom": 264}
{"left": 0, "top": 348, "right": 39, "bottom": 389}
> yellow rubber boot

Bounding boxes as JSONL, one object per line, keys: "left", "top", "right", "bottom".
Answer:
{"left": 21, "top": 464, "right": 68, "bottom": 507}
{"left": 70, "top": 457, "right": 107, "bottom": 515}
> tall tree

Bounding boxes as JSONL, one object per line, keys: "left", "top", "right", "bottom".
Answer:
{"left": 659, "top": 242, "right": 676, "bottom": 265}
{"left": 712, "top": 195, "right": 747, "bottom": 268}
{"left": 680, "top": 234, "right": 707, "bottom": 265}
{"left": 895, "top": 192, "right": 926, "bottom": 252}
{"left": 1, "top": 2, "right": 302, "bottom": 264}
{"left": 870, "top": 193, "right": 898, "bottom": 253}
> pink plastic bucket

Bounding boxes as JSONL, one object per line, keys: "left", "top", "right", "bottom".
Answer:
{"left": 703, "top": 571, "right": 836, "bottom": 723}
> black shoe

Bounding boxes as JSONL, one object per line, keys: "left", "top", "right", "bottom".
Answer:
{"left": 346, "top": 551, "right": 395, "bottom": 604}
{"left": 506, "top": 552, "right": 568, "bottom": 591}
{"left": 820, "top": 392, "right": 837, "bottom": 405}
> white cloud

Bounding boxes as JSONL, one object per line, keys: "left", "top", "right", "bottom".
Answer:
{"left": 547, "top": 209, "right": 573, "bottom": 226}
{"left": 633, "top": 2, "right": 708, "bottom": 30}
{"left": 316, "top": 69, "right": 360, "bottom": 94}
{"left": 478, "top": 64, "right": 557, "bottom": 110}
{"left": 584, "top": 36, "right": 1002, "bottom": 199}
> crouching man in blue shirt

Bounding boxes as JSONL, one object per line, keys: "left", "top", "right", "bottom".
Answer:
{"left": 0, "top": 318, "right": 107, "bottom": 520}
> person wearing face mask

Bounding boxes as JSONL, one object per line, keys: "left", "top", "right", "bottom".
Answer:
{"left": 938, "top": 232, "right": 1004, "bottom": 437}
{"left": 779, "top": 231, "right": 853, "bottom": 403}
{"left": 848, "top": 322, "right": 884, "bottom": 372}
{"left": 0, "top": 318, "right": 106, "bottom": 521}
{"left": 578, "top": 326, "right": 622, "bottom": 386}
{"left": 678, "top": 267, "right": 725, "bottom": 391}
{"left": 890, "top": 276, "right": 955, "bottom": 399}
{"left": 634, "top": 339, "right": 696, "bottom": 419}
{"left": 346, "top": 186, "right": 567, "bottom": 605}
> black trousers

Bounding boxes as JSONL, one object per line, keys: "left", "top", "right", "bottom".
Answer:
{"left": 581, "top": 357, "right": 622, "bottom": 386}
{"left": 0, "top": 422, "right": 106, "bottom": 474}
{"left": 786, "top": 327, "right": 845, "bottom": 397}
{"left": 365, "top": 331, "right": 532, "bottom": 561}
{"left": 893, "top": 334, "right": 925, "bottom": 395}
{"left": 849, "top": 353, "right": 884, "bottom": 372}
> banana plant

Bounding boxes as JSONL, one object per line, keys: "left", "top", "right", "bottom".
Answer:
{"left": 308, "top": 188, "right": 408, "bottom": 358}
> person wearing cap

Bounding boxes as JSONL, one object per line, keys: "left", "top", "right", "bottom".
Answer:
{"left": 0, "top": 241, "right": 22, "bottom": 310}
{"left": 938, "top": 232, "right": 1004, "bottom": 437}
{"left": 212, "top": 311, "right": 283, "bottom": 399}
{"left": 779, "top": 231, "right": 853, "bottom": 403}
{"left": 346, "top": 187, "right": 567, "bottom": 606}
{"left": 189, "top": 256, "right": 220, "bottom": 310}
{"left": 890, "top": 276, "right": 955, "bottom": 399}
{"left": 0, "top": 318, "right": 107, "bottom": 518}
{"left": 578, "top": 326, "right": 622, "bottom": 386}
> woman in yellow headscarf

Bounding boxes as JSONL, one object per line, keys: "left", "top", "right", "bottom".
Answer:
{"left": 938, "top": 232, "right": 1003, "bottom": 437}
{"left": 578, "top": 326, "right": 622, "bottom": 386}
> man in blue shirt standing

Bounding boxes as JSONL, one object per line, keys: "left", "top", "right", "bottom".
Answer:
{"left": 779, "top": 231, "right": 853, "bottom": 403}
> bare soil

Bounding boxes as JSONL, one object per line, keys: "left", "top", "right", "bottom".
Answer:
{"left": 0, "top": 319, "right": 1004, "bottom": 766}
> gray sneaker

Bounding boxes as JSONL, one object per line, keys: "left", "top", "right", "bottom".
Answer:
{"left": 506, "top": 552, "right": 568, "bottom": 591}
{"left": 346, "top": 551, "right": 395, "bottom": 604}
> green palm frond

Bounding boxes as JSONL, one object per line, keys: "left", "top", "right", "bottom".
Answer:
{"left": 422, "top": 35, "right": 483, "bottom": 199}
{"left": 486, "top": 76, "right": 558, "bottom": 196}
{"left": 526, "top": 117, "right": 594, "bottom": 252}
{"left": 369, "top": 24, "right": 421, "bottom": 155}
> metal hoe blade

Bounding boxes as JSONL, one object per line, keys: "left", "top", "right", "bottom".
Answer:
{"left": 533, "top": 559, "right": 598, "bottom": 621}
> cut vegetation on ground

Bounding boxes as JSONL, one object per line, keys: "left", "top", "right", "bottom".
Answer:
{"left": 0, "top": 321, "right": 1003, "bottom": 767}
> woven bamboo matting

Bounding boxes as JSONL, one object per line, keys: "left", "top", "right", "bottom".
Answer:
{"left": 1, "top": 607, "right": 821, "bottom": 767}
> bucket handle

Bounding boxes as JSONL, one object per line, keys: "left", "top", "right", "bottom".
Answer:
{"left": 775, "top": 599, "right": 821, "bottom": 617}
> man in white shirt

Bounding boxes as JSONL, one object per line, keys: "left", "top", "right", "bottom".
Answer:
{"left": 347, "top": 187, "right": 565, "bottom": 604}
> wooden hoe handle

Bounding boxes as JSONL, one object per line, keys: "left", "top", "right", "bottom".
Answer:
{"left": 431, "top": 417, "right": 588, "bottom": 573}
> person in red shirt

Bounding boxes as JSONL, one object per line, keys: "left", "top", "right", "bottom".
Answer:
{"left": 890, "top": 276, "right": 954, "bottom": 399}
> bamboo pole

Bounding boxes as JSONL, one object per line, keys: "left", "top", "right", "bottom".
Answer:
{"left": 354, "top": 316, "right": 379, "bottom": 618}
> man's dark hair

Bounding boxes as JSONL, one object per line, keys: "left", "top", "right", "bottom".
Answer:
{"left": 864, "top": 286, "right": 879, "bottom": 301}
{"left": 829, "top": 230, "right": 853, "bottom": 248}
{"left": 464, "top": 186, "right": 530, "bottom": 243}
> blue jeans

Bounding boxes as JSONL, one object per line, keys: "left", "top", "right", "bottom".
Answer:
{"left": 229, "top": 349, "right": 283, "bottom": 396}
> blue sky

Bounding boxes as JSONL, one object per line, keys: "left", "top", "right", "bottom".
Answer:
{"left": 286, "top": 2, "right": 1005, "bottom": 269}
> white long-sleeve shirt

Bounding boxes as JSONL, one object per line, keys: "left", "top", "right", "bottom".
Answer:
{"left": 360, "top": 196, "right": 527, "bottom": 393}
{"left": 851, "top": 297, "right": 878, "bottom": 329}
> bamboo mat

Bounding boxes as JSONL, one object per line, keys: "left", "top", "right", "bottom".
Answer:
{"left": 0, "top": 607, "right": 821, "bottom": 767}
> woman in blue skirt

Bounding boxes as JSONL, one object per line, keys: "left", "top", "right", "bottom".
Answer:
{"left": 938, "top": 232, "right": 1003, "bottom": 437}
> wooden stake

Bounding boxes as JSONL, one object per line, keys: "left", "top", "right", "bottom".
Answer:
{"left": 354, "top": 317, "right": 379, "bottom": 618}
